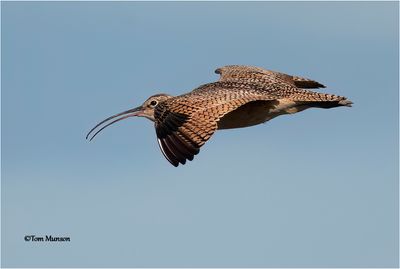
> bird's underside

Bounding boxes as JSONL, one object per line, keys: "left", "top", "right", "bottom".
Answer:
{"left": 87, "top": 65, "right": 353, "bottom": 167}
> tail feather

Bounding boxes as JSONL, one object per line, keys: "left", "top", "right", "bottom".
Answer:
{"left": 304, "top": 99, "right": 353, "bottom": 109}
{"left": 338, "top": 99, "right": 353, "bottom": 107}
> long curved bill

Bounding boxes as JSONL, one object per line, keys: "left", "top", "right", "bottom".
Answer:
{"left": 86, "top": 106, "right": 142, "bottom": 141}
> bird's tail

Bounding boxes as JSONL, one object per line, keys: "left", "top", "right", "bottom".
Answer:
{"left": 291, "top": 88, "right": 353, "bottom": 109}
{"left": 304, "top": 98, "right": 353, "bottom": 109}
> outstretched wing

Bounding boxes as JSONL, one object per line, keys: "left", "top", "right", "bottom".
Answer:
{"left": 215, "top": 65, "right": 325, "bottom": 89}
{"left": 154, "top": 108, "right": 200, "bottom": 167}
{"left": 153, "top": 84, "right": 274, "bottom": 167}
{"left": 154, "top": 99, "right": 216, "bottom": 167}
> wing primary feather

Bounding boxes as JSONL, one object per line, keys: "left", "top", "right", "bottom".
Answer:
{"left": 156, "top": 124, "right": 168, "bottom": 138}
{"left": 157, "top": 138, "right": 179, "bottom": 167}
{"left": 169, "top": 133, "right": 195, "bottom": 161}
{"left": 293, "top": 78, "right": 326, "bottom": 89}
{"left": 173, "top": 132, "right": 199, "bottom": 156}
{"left": 162, "top": 118, "right": 179, "bottom": 133}
{"left": 164, "top": 136, "right": 187, "bottom": 165}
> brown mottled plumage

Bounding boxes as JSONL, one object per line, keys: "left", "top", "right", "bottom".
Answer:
{"left": 86, "top": 65, "right": 352, "bottom": 167}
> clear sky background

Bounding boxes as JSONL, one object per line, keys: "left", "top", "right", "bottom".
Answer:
{"left": 1, "top": 1, "right": 398, "bottom": 267}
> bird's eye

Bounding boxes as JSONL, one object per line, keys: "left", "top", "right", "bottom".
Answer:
{"left": 150, "top": 100, "right": 158, "bottom": 107}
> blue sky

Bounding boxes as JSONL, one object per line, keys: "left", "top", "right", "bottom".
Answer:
{"left": 2, "top": 1, "right": 398, "bottom": 267}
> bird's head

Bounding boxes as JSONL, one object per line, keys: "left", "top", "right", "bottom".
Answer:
{"left": 86, "top": 93, "right": 172, "bottom": 141}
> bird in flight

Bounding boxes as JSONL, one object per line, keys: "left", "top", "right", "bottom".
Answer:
{"left": 86, "top": 65, "right": 352, "bottom": 167}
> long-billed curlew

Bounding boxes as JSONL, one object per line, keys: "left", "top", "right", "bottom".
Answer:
{"left": 86, "top": 65, "right": 352, "bottom": 166}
